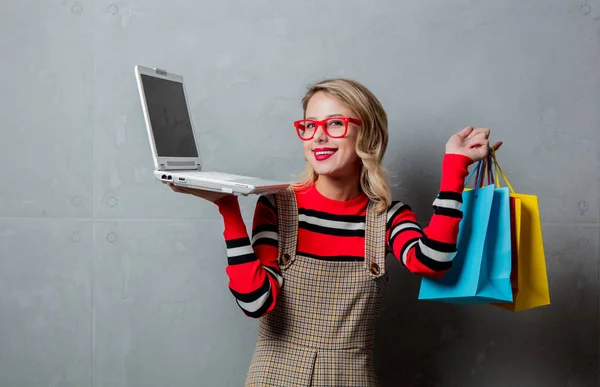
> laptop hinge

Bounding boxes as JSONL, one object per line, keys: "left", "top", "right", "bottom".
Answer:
{"left": 159, "top": 163, "right": 201, "bottom": 171}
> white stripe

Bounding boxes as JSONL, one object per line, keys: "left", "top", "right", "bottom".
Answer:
{"left": 390, "top": 222, "right": 421, "bottom": 240}
{"left": 298, "top": 214, "right": 364, "bottom": 231}
{"left": 251, "top": 231, "right": 278, "bottom": 245}
{"left": 263, "top": 266, "right": 284, "bottom": 287}
{"left": 418, "top": 240, "right": 456, "bottom": 262}
{"left": 387, "top": 201, "right": 405, "bottom": 222}
{"left": 433, "top": 198, "right": 462, "bottom": 211}
{"left": 236, "top": 284, "right": 271, "bottom": 313}
{"left": 401, "top": 240, "right": 419, "bottom": 265}
{"left": 227, "top": 245, "right": 253, "bottom": 257}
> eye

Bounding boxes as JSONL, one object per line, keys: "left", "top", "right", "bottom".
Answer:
{"left": 306, "top": 122, "right": 315, "bottom": 129}
{"left": 329, "top": 119, "right": 344, "bottom": 126}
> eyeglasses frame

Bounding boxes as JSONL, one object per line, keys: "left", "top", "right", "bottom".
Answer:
{"left": 293, "top": 116, "right": 362, "bottom": 141}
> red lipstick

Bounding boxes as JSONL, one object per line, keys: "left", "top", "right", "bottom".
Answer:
{"left": 313, "top": 148, "right": 337, "bottom": 161}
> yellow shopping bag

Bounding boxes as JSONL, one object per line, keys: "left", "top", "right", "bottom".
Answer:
{"left": 490, "top": 149, "right": 551, "bottom": 311}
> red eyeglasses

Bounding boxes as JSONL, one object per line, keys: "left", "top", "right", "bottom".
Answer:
{"left": 293, "top": 117, "right": 361, "bottom": 141}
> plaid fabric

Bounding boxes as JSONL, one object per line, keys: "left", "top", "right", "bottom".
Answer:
{"left": 245, "top": 187, "right": 388, "bottom": 387}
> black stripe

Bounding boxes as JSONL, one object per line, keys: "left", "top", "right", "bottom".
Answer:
{"left": 399, "top": 237, "right": 420, "bottom": 265}
{"left": 241, "top": 291, "right": 274, "bottom": 318}
{"left": 432, "top": 206, "right": 463, "bottom": 219}
{"left": 421, "top": 236, "right": 457, "bottom": 253}
{"left": 226, "top": 237, "right": 251, "bottom": 249}
{"left": 299, "top": 207, "right": 365, "bottom": 223}
{"left": 252, "top": 238, "right": 279, "bottom": 249}
{"left": 263, "top": 268, "right": 282, "bottom": 287}
{"left": 257, "top": 194, "right": 277, "bottom": 213}
{"left": 386, "top": 202, "right": 411, "bottom": 230}
{"left": 389, "top": 223, "right": 423, "bottom": 249}
{"left": 252, "top": 223, "right": 278, "bottom": 238}
{"left": 229, "top": 275, "right": 270, "bottom": 303}
{"left": 415, "top": 245, "right": 453, "bottom": 271}
{"left": 227, "top": 253, "right": 257, "bottom": 266}
{"left": 437, "top": 191, "right": 463, "bottom": 203}
{"left": 263, "top": 264, "right": 282, "bottom": 277}
{"left": 299, "top": 221, "right": 365, "bottom": 237}
{"left": 298, "top": 251, "right": 364, "bottom": 262}
{"left": 225, "top": 237, "right": 256, "bottom": 265}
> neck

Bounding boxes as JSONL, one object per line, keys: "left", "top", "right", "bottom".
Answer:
{"left": 314, "top": 172, "right": 362, "bottom": 202}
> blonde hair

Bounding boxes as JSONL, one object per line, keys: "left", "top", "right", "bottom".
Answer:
{"left": 296, "top": 78, "right": 391, "bottom": 213}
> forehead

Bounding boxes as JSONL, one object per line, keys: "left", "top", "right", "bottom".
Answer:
{"left": 305, "top": 91, "right": 355, "bottom": 119}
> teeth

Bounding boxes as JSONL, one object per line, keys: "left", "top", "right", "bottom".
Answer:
{"left": 315, "top": 151, "right": 335, "bottom": 156}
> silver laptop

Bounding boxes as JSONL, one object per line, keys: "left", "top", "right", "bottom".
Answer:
{"left": 134, "top": 65, "right": 291, "bottom": 196}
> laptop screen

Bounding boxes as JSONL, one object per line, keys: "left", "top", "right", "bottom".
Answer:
{"left": 140, "top": 74, "right": 199, "bottom": 158}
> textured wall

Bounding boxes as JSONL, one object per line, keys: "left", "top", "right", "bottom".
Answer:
{"left": 1, "top": 0, "right": 599, "bottom": 386}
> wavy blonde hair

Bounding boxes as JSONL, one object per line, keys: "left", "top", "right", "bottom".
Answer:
{"left": 296, "top": 78, "right": 391, "bottom": 213}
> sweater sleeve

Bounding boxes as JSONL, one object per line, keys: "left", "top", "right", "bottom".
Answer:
{"left": 214, "top": 194, "right": 282, "bottom": 318}
{"left": 386, "top": 153, "right": 472, "bottom": 279}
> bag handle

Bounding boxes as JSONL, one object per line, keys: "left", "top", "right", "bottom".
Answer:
{"left": 475, "top": 151, "right": 495, "bottom": 188}
{"left": 464, "top": 155, "right": 490, "bottom": 197}
{"left": 464, "top": 159, "right": 481, "bottom": 187}
{"left": 490, "top": 147, "right": 515, "bottom": 193}
{"left": 483, "top": 150, "right": 495, "bottom": 187}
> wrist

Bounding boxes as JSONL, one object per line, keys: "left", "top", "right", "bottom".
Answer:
{"left": 440, "top": 153, "right": 472, "bottom": 192}
{"left": 215, "top": 195, "right": 240, "bottom": 216}
{"left": 443, "top": 152, "right": 474, "bottom": 165}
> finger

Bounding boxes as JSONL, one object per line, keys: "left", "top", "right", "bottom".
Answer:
{"left": 466, "top": 128, "right": 489, "bottom": 140}
{"left": 466, "top": 131, "right": 487, "bottom": 143}
{"left": 456, "top": 126, "right": 474, "bottom": 139}
{"left": 491, "top": 141, "right": 503, "bottom": 151}
{"left": 469, "top": 128, "right": 490, "bottom": 138}
{"left": 179, "top": 187, "right": 195, "bottom": 195}
{"left": 169, "top": 184, "right": 185, "bottom": 193}
{"left": 468, "top": 138, "right": 489, "bottom": 149}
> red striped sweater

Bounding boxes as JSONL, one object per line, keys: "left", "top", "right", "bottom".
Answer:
{"left": 215, "top": 153, "right": 472, "bottom": 318}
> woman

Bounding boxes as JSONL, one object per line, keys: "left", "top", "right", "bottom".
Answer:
{"left": 169, "top": 79, "right": 501, "bottom": 386}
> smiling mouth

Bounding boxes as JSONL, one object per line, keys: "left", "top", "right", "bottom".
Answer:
{"left": 313, "top": 149, "right": 337, "bottom": 161}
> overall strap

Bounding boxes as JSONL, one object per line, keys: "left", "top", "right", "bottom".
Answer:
{"left": 364, "top": 200, "right": 387, "bottom": 278}
{"left": 275, "top": 186, "right": 298, "bottom": 270}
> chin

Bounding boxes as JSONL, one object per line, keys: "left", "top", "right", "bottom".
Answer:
{"left": 311, "top": 165, "right": 334, "bottom": 176}
{"left": 307, "top": 155, "right": 360, "bottom": 179}
{"left": 311, "top": 164, "right": 347, "bottom": 178}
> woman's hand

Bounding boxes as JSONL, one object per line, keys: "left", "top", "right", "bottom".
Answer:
{"left": 165, "top": 182, "right": 231, "bottom": 203}
{"left": 445, "top": 126, "right": 502, "bottom": 163}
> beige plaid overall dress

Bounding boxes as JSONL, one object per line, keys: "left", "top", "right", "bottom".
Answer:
{"left": 245, "top": 187, "right": 388, "bottom": 386}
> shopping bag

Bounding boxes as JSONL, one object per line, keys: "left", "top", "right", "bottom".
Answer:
{"left": 509, "top": 196, "right": 522, "bottom": 294}
{"left": 490, "top": 149, "right": 551, "bottom": 311}
{"left": 418, "top": 155, "right": 513, "bottom": 304}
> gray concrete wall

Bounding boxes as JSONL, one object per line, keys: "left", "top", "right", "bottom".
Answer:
{"left": 1, "top": 0, "right": 598, "bottom": 386}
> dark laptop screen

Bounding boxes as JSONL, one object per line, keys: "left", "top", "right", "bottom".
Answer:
{"left": 141, "top": 74, "right": 198, "bottom": 158}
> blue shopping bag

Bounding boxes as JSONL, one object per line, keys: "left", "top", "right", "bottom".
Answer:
{"left": 418, "top": 156, "right": 513, "bottom": 304}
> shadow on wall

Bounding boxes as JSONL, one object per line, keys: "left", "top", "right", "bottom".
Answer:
{"left": 373, "top": 141, "right": 599, "bottom": 387}
{"left": 374, "top": 135, "right": 461, "bottom": 387}
{"left": 374, "top": 243, "right": 598, "bottom": 387}
{"left": 373, "top": 255, "right": 455, "bottom": 387}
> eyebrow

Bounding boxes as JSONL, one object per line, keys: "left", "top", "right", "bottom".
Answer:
{"left": 305, "top": 113, "right": 345, "bottom": 120}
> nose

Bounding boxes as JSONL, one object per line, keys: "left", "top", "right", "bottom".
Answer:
{"left": 312, "top": 122, "right": 327, "bottom": 143}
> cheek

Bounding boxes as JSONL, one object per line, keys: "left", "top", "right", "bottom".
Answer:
{"left": 340, "top": 138, "right": 358, "bottom": 159}
{"left": 302, "top": 143, "right": 312, "bottom": 157}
